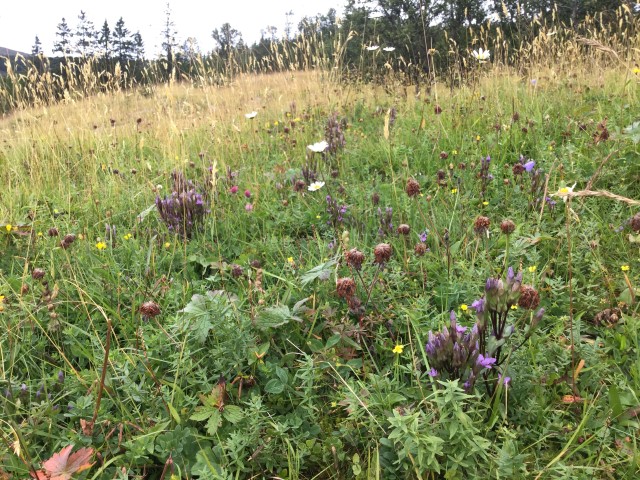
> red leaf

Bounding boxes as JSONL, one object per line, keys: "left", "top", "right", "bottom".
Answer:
{"left": 42, "top": 445, "right": 95, "bottom": 480}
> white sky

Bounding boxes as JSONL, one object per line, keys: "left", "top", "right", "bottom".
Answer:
{"left": 0, "top": 0, "right": 347, "bottom": 56}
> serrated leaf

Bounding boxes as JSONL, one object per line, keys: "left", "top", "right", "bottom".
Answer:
{"left": 190, "top": 406, "right": 216, "bottom": 422}
{"left": 300, "top": 259, "right": 337, "bottom": 286}
{"left": 222, "top": 405, "right": 243, "bottom": 424}
{"left": 264, "top": 378, "right": 285, "bottom": 394}
{"left": 206, "top": 410, "right": 222, "bottom": 435}
{"left": 40, "top": 445, "right": 94, "bottom": 480}
{"left": 255, "top": 305, "right": 291, "bottom": 330}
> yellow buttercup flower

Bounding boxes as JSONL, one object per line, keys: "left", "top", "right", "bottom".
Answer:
{"left": 621, "top": 265, "right": 630, "bottom": 272}
{"left": 123, "top": 233, "right": 133, "bottom": 240}
{"left": 95, "top": 241, "right": 107, "bottom": 250}
{"left": 5, "top": 224, "right": 12, "bottom": 232}
{"left": 164, "top": 242, "right": 171, "bottom": 249}
{"left": 510, "top": 304, "right": 518, "bottom": 310}
{"left": 482, "top": 201, "right": 489, "bottom": 206}
{"left": 528, "top": 265, "right": 537, "bottom": 273}
{"left": 476, "top": 135, "right": 481, "bottom": 141}
{"left": 633, "top": 67, "right": 639, "bottom": 75}
{"left": 287, "top": 257, "right": 294, "bottom": 264}
{"left": 460, "top": 304, "right": 468, "bottom": 312}
{"left": 451, "top": 188, "right": 458, "bottom": 194}
{"left": 392, "top": 344, "right": 404, "bottom": 354}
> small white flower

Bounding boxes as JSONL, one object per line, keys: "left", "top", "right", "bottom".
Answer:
{"left": 156, "top": 184, "right": 163, "bottom": 190}
{"left": 308, "top": 181, "right": 325, "bottom": 192}
{"left": 245, "top": 111, "right": 258, "bottom": 119}
{"left": 383, "top": 46, "right": 395, "bottom": 52}
{"left": 553, "top": 182, "right": 577, "bottom": 202}
{"left": 368, "top": 11, "right": 384, "bottom": 19}
{"left": 366, "top": 45, "right": 380, "bottom": 51}
{"left": 307, "top": 140, "right": 329, "bottom": 153}
{"left": 471, "top": 48, "right": 491, "bottom": 63}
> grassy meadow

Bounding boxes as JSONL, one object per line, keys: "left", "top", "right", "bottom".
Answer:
{"left": 1, "top": 26, "right": 640, "bottom": 480}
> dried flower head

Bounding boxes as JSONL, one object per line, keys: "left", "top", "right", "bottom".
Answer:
{"left": 374, "top": 243, "right": 392, "bottom": 264}
{"left": 32, "top": 268, "right": 46, "bottom": 280}
{"left": 405, "top": 178, "right": 421, "bottom": 198}
{"left": 345, "top": 248, "right": 365, "bottom": 271}
{"left": 139, "top": 301, "right": 161, "bottom": 319}
{"left": 48, "top": 227, "right": 59, "bottom": 237}
{"left": 500, "top": 219, "right": 516, "bottom": 235}
{"left": 61, "top": 234, "right": 76, "bottom": 249}
{"left": 631, "top": 213, "right": 640, "bottom": 232}
{"left": 336, "top": 277, "right": 357, "bottom": 299}
{"left": 414, "top": 243, "right": 427, "bottom": 256}
{"left": 397, "top": 224, "right": 410, "bottom": 235}
{"left": 231, "top": 264, "right": 244, "bottom": 278}
{"left": 518, "top": 285, "right": 540, "bottom": 310}
{"left": 371, "top": 192, "right": 380, "bottom": 205}
{"left": 473, "top": 216, "right": 490, "bottom": 235}
{"left": 512, "top": 163, "right": 525, "bottom": 176}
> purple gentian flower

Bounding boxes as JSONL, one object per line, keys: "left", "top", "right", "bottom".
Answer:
{"left": 524, "top": 160, "right": 535, "bottom": 172}
{"left": 428, "top": 368, "right": 438, "bottom": 377}
{"left": 477, "top": 354, "right": 496, "bottom": 369}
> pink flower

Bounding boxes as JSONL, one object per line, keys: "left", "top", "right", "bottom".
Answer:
{"left": 230, "top": 185, "right": 239, "bottom": 194}
{"left": 244, "top": 189, "right": 251, "bottom": 198}
{"left": 245, "top": 203, "right": 254, "bottom": 212}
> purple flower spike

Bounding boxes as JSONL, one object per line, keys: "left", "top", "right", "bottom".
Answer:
{"left": 477, "top": 354, "right": 496, "bottom": 369}
{"left": 428, "top": 368, "right": 438, "bottom": 377}
{"left": 450, "top": 310, "right": 457, "bottom": 322}
{"left": 471, "top": 298, "right": 485, "bottom": 313}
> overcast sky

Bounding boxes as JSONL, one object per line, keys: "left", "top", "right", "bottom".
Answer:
{"left": 0, "top": 0, "right": 347, "bottom": 56}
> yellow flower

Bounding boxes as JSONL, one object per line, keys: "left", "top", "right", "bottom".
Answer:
{"left": 0, "top": 295, "right": 4, "bottom": 302}
{"left": 330, "top": 401, "right": 337, "bottom": 407}
{"left": 123, "top": 233, "right": 133, "bottom": 240}
{"left": 460, "top": 304, "right": 468, "bottom": 312}
{"left": 392, "top": 344, "right": 404, "bottom": 354}
{"left": 5, "top": 224, "right": 12, "bottom": 232}
{"left": 633, "top": 67, "right": 640, "bottom": 75}
{"left": 451, "top": 188, "right": 458, "bottom": 194}
{"left": 164, "top": 242, "right": 171, "bottom": 249}
{"left": 482, "top": 201, "right": 489, "bottom": 206}
{"left": 287, "top": 257, "right": 294, "bottom": 264}
{"left": 452, "top": 149, "right": 458, "bottom": 155}
{"left": 510, "top": 304, "right": 518, "bottom": 310}
{"left": 273, "top": 121, "right": 279, "bottom": 126}
{"left": 621, "top": 265, "right": 630, "bottom": 272}
{"left": 95, "top": 241, "right": 107, "bottom": 250}
{"left": 528, "top": 265, "right": 537, "bottom": 273}
{"left": 476, "top": 135, "right": 481, "bottom": 141}
{"left": 37, "top": 232, "right": 43, "bottom": 237}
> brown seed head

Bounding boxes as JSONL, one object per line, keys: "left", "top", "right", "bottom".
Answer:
{"left": 434, "top": 105, "right": 442, "bottom": 114}
{"left": 473, "top": 216, "right": 491, "bottom": 235}
{"left": 518, "top": 285, "right": 540, "bottom": 310}
{"left": 374, "top": 243, "right": 392, "bottom": 264}
{"left": 294, "top": 180, "right": 306, "bottom": 192}
{"left": 397, "top": 224, "right": 410, "bottom": 235}
{"left": 512, "top": 163, "right": 525, "bottom": 176}
{"left": 345, "top": 248, "right": 365, "bottom": 271}
{"left": 414, "top": 243, "right": 427, "bottom": 256}
{"left": 61, "top": 234, "right": 76, "bottom": 249}
{"left": 139, "top": 301, "right": 161, "bottom": 318}
{"left": 48, "top": 227, "right": 59, "bottom": 237}
{"left": 405, "top": 178, "right": 421, "bottom": 198}
{"left": 630, "top": 213, "right": 640, "bottom": 232}
{"left": 336, "top": 277, "right": 357, "bottom": 299}
{"left": 371, "top": 192, "right": 380, "bottom": 205}
{"left": 231, "top": 264, "right": 244, "bottom": 278}
{"left": 500, "top": 219, "right": 516, "bottom": 235}
{"left": 32, "top": 268, "right": 46, "bottom": 280}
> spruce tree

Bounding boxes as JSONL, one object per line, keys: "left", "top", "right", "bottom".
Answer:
{"left": 98, "top": 20, "right": 112, "bottom": 59}
{"left": 161, "top": 3, "right": 178, "bottom": 78}
{"left": 113, "top": 17, "right": 133, "bottom": 63}
{"left": 75, "top": 11, "right": 97, "bottom": 56}
{"left": 53, "top": 18, "right": 73, "bottom": 56}
{"left": 31, "top": 36, "right": 43, "bottom": 56}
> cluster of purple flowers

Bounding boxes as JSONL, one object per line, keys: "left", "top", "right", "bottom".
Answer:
{"left": 425, "top": 311, "right": 496, "bottom": 392}
{"left": 377, "top": 207, "right": 394, "bottom": 238}
{"left": 326, "top": 195, "right": 348, "bottom": 225}
{"left": 155, "top": 171, "right": 210, "bottom": 239}
{"left": 426, "top": 268, "right": 545, "bottom": 393}
{"left": 479, "top": 155, "right": 493, "bottom": 198}
{"left": 325, "top": 113, "right": 346, "bottom": 155}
